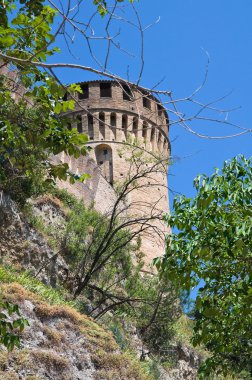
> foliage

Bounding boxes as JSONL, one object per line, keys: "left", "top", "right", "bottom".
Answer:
{"left": 0, "top": 300, "right": 29, "bottom": 351}
{"left": 51, "top": 187, "right": 79, "bottom": 209}
{"left": 124, "top": 273, "right": 179, "bottom": 360}
{"left": 54, "top": 191, "right": 179, "bottom": 355}
{"left": 157, "top": 155, "right": 252, "bottom": 378}
{"left": 59, "top": 197, "right": 136, "bottom": 300}
{"left": 0, "top": 1, "right": 91, "bottom": 204}
{"left": 93, "top": 0, "right": 135, "bottom": 17}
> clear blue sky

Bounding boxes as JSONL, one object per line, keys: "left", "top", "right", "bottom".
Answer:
{"left": 136, "top": 0, "right": 252, "bottom": 203}
{"left": 54, "top": 0, "right": 252, "bottom": 203}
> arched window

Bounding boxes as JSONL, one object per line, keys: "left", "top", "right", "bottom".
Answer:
{"left": 77, "top": 115, "right": 82, "bottom": 133}
{"left": 132, "top": 117, "right": 138, "bottom": 137}
{"left": 88, "top": 114, "right": 94, "bottom": 140}
{"left": 110, "top": 113, "right": 116, "bottom": 140}
{"left": 99, "top": 112, "right": 105, "bottom": 140}
{"left": 122, "top": 114, "right": 128, "bottom": 137}
{"left": 95, "top": 144, "right": 113, "bottom": 185}
{"left": 142, "top": 121, "right": 148, "bottom": 139}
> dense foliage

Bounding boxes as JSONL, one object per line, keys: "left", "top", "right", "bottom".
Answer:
{"left": 0, "top": 78, "right": 90, "bottom": 203}
{"left": 157, "top": 155, "right": 252, "bottom": 378}
{"left": 0, "top": 0, "right": 92, "bottom": 205}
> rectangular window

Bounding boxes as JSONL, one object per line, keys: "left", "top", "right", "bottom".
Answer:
{"left": 143, "top": 96, "right": 151, "bottom": 110}
{"left": 122, "top": 84, "right": 132, "bottom": 101}
{"left": 78, "top": 83, "right": 89, "bottom": 99}
{"left": 100, "top": 82, "right": 112, "bottom": 97}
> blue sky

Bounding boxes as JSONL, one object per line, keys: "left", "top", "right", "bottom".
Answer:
{"left": 135, "top": 0, "right": 252, "bottom": 202}
{"left": 53, "top": 0, "right": 252, "bottom": 202}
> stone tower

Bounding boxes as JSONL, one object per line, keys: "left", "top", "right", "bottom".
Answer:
{"left": 58, "top": 80, "right": 170, "bottom": 265}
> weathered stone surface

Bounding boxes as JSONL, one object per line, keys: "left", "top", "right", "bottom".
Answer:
{"left": 0, "top": 192, "right": 68, "bottom": 287}
{"left": 163, "top": 343, "right": 200, "bottom": 380}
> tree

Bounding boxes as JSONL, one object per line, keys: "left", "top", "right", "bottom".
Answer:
{"left": 156, "top": 155, "right": 252, "bottom": 378}
{"left": 0, "top": 0, "right": 94, "bottom": 349}
{"left": 52, "top": 147, "right": 169, "bottom": 299}
{"left": 0, "top": 1, "right": 92, "bottom": 204}
{"left": 37, "top": 177, "right": 179, "bottom": 361}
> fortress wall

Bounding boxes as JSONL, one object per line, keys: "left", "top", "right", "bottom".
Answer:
{"left": 55, "top": 149, "right": 169, "bottom": 265}
{"left": 52, "top": 154, "right": 117, "bottom": 215}
{"left": 59, "top": 81, "right": 170, "bottom": 266}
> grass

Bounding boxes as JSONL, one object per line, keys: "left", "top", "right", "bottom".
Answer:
{"left": 41, "top": 326, "right": 65, "bottom": 346}
{"left": 32, "top": 350, "right": 69, "bottom": 370}
{"left": 23, "top": 209, "right": 61, "bottom": 250}
{"left": 49, "top": 187, "right": 79, "bottom": 209}
{"left": 0, "top": 372, "right": 19, "bottom": 380}
{"left": 0, "top": 266, "right": 76, "bottom": 308}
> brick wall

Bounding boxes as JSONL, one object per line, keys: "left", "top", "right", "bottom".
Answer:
{"left": 59, "top": 81, "right": 170, "bottom": 266}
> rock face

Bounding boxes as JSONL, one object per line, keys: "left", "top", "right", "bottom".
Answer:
{"left": 0, "top": 282, "right": 150, "bottom": 380}
{"left": 0, "top": 192, "right": 68, "bottom": 287}
{"left": 162, "top": 344, "right": 200, "bottom": 380}
{"left": 1, "top": 289, "right": 95, "bottom": 380}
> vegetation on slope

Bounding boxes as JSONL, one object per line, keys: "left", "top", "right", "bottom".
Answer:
{"left": 0, "top": 188, "right": 184, "bottom": 379}
{"left": 24, "top": 189, "right": 181, "bottom": 364}
{"left": 0, "top": 268, "right": 152, "bottom": 380}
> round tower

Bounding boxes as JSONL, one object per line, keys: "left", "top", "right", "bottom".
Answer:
{"left": 64, "top": 80, "right": 170, "bottom": 265}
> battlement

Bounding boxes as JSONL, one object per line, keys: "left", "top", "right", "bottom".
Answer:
{"left": 65, "top": 80, "right": 170, "bottom": 156}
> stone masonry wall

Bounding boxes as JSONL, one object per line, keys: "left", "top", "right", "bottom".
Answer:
{"left": 59, "top": 80, "right": 170, "bottom": 266}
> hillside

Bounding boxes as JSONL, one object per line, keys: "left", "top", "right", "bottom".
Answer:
{"left": 0, "top": 278, "right": 152, "bottom": 380}
{"left": 0, "top": 191, "right": 202, "bottom": 380}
